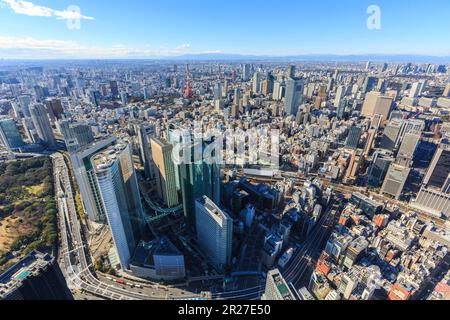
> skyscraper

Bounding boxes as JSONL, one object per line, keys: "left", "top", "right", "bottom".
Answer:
{"left": 121, "top": 92, "right": 128, "bottom": 105}
{"left": 362, "top": 76, "right": 377, "bottom": 93}
{"left": 397, "top": 133, "right": 421, "bottom": 166}
{"left": 143, "top": 86, "right": 152, "bottom": 99}
{"left": 44, "top": 98, "right": 64, "bottom": 123}
{"left": 410, "top": 143, "right": 450, "bottom": 218}
{"left": 444, "top": 83, "right": 450, "bottom": 98}
{"left": 137, "top": 124, "right": 156, "bottom": 180}
{"left": 287, "top": 65, "right": 296, "bottom": 78}
{"left": 213, "top": 83, "right": 222, "bottom": 100}
{"left": 423, "top": 145, "right": 450, "bottom": 191}
{"left": 150, "top": 137, "right": 179, "bottom": 208}
{"left": 18, "top": 95, "right": 32, "bottom": 118}
{"left": 262, "top": 269, "right": 296, "bottom": 300}
{"left": 0, "top": 117, "right": 25, "bottom": 150}
{"left": 336, "top": 98, "right": 346, "bottom": 120}
{"left": 110, "top": 80, "right": 119, "bottom": 97}
{"left": 367, "top": 152, "right": 394, "bottom": 187}
{"left": 70, "top": 136, "right": 117, "bottom": 222}
{"left": 361, "top": 92, "right": 393, "bottom": 121}
{"left": 241, "top": 64, "right": 251, "bottom": 81}
{"left": 232, "top": 88, "right": 241, "bottom": 118}
{"left": 195, "top": 196, "right": 232, "bottom": 272}
{"left": 334, "top": 85, "right": 346, "bottom": 108}
{"left": 29, "top": 103, "right": 57, "bottom": 148}
{"left": 168, "top": 126, "right": 221, "bottom": 226}
{"left": 345, "top": 126, "right": 362, "bottom": 149}
{"left": 59, "top": 120, "right": 94, "bottom": 153}
{"left": 381, "top": 163, "right": 410, "bottom": 199}
{"left": 0, "top": 251, "right": 73, "bottom": 300}
{"left": 379, "top": 120, "right": 403, "bottom": 151}
{"left": 284, "top": 77, "right": 304, "bottom": 116}
{"left": 92, "top": 143, "right": 145, "bottom": 269}
{"left": 409, "top": 81, "right": 426, "bottom": 98}
{"left": 252, "top": 72, "right": 261, "bottom": 94}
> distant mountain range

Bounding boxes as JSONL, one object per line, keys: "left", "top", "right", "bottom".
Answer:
{"left": 162, "top": 53, "right": 450, "bottom": 63}
{"left": 1, "top": 53, "right": 450, "bottom": 64}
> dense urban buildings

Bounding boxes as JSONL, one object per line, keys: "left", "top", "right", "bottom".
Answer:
{"left": 0, "top": 58, "right": 449, "bottom": 303}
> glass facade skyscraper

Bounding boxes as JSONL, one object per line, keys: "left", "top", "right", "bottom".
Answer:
{"left": 284, "top": 77, "right": 304, "bottom": 116}
{"left": 0, "top": 117, "right": 24, "bottom": 150}
{"left": 168, "top": 125, "right": 221, "bottom": 227}
{"left": 92, "top": 143, "right": 145, "bottom": 270}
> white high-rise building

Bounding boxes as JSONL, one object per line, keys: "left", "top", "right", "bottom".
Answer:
{"left": 195, "top": 196, "right": 232, "bottom": 272}
{"left": 252, "top": 72, "right": 261, "bottom": 94}
{"left": 92, "top": 142, "right": 145, "bottom": 270}
{"left": 262, "top": 269, "right": 296, "bottom": 300}
{"left": 334, "top": 85, "right": 346, "bottom": 108}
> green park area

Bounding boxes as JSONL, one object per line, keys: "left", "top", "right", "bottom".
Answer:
{"left": 0, "top": 157, "right": 58, "bottom": 272}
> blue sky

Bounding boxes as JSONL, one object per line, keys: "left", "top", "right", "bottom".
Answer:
{"left": 0, "top": 0, "right": 449, "bottom": 58}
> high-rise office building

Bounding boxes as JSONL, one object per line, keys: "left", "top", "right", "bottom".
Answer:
{"left": 334, "top": 85, "right": 346, "bottom": 108}
{"left": 410, "top": 143, "right": 450, "bottom": 218}
{"left": 381, "top": 163, "right": 410, "bottom": 199}
{"left": 423, "top": 145, "right": 450, "bottom": 191}
{"left": 336, "top": 98, "right": 346, "bottom": 120}
{"left": 233, "top": 88, "right": 241, "bottom": 107}
{"left": 0, "top": 117, "right": 25, "bottom": 150}
{"left": 44, "top": 98, "right": 64, "bottom": 123}
{"left": 137, "top": 124, "right": 156, "bottom": 180}
{"left": 362, "top": 76, "right": 377, "bottom": 93}
{"left": 397, "top": 133, "right": 421, "bottom": 166}
{"left": 0, "top": 251, "right": 73, "bottom": 300}
{"left": 241, "top": 64, "right": 251, "bottom": 81}
{"left": 231, "top": 88, "right": 241, "bottom": 118}
{"left": 345, "top": 126, "right": 362, "bottom": 149}
{"left": 150, "top": 138, "right": 179, "bottom": 208}
{"left": 262, "top": 269, "right": 296, "bottom": 300}
{"left": 273, "top": 79, "right": 285, "bottom": 101}
{"left": 195, "top": 196, "right": 232, "bottom": 272}
{"left": 168, "top": 126, "right": 221, "bottom": 226}
{"left": 361, "top": 92, "right": 393, "bottom": 121}
{"left": 213, "top": 83, "right": 222, "bottom": 100}
{"left": 444, "top": 83, "right": 450, "bottom": 98}
{"left": 22, "top": 117, "right": 39, "bottom": 144}
{"left": 252, "top": 72, "right": 261, "bottom": 94}
{"left": 380, "top": 120, "right": 403, "bottom": 151}
{"left": 284, "top": 77, "right": 304, "bottom": 116}
{"left": 92, "top": 143, "right": 146, "bottom": 270}
{"left": 143, "top": 86, "right": 152, "bottom": 100}
{"left": 70, "top": 136, "right": 117, "bottom": 222}
{"left": 110, "top": 80, "right": 119, "bottom": 97}
{"left": 18, "top": 95, "right": 32, "bottom": 118}
{"left": 29, "top": 103, "right": 57, "bottom": 148}
{"left": 287, "top": 65, "right": 296, "bottom": 78}
{"left": 367, "top": 152, "right": 394, "bottom": 187}
{"left": 59, "top": 120, "right": 94, "bottom": 153}
{"left": 409, "top": 80, "right": 427, "bottom": 98}
{"left": 121, "top": 92, "right": 128, "bottom": 105}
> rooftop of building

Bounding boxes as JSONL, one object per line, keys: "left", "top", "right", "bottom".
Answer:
{"left": 0, "top": 251, "right": 54, "bottom": 298}
{"left": 268, "top": 269, "right": 295, "bottom": 300}
{"left": 91, "top": 143, "right": 128, "bottom": 172}
{"left": 196, "top": 196, "right": 230, "bottom": 221}
{"left": 131, "top": 238, "right": 183, "bottom": 268}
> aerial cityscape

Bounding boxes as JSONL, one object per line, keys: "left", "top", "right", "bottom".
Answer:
{"left": 0, "top": 0, "right": 449, "bottom": 306}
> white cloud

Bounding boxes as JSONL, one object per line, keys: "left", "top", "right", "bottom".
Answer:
{"left": 0, "top": 36, "right": 202, "bottom": 58}
{"left": 1, "top": 0, "right": 94, "bottom": 20}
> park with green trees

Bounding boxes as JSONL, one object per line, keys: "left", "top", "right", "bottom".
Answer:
{"left": 0, "top": 157, "right": 58, "bottom": 272}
